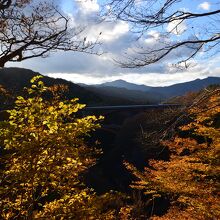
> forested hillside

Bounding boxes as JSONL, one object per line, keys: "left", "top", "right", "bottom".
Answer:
{"left": 0, "top": 68, "right": 102, "bottom": 106}
{"left": 1, "top": 75, "right": 219, "bottom": 219}
{"left": 0, "top": 68, "right": 153, "bottom": 107}
{"left": 84, "top": 85, "right": 163, "bottom": 104}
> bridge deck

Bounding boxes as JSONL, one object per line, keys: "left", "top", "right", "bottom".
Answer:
{"left": 84, "top": 104, "right": 182, "bottom": 111}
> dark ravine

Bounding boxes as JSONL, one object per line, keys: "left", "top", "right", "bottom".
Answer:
{"left": 85, "top": 108, "right": 177, "bottom": 193}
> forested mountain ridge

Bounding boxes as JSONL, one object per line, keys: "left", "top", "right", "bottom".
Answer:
{"left": 84, "top": 85, "right": 163, "bottom": 104}
{"left": 0, "top": 68, "right": 148, "bottom": 106}
{"left": 99, "top": 79, "right": 152, "bottom": 91}
{"left": 0, "top": 67, "right": 102, "bottom": 105}
{"left": 150, "top": 77, "right": 220, "bottom": 98}
{"left": 2, "top": 68, "right": 219, "bottom": 107}
{"left": 85, "top": 77, "right": 220, "bottom": 100}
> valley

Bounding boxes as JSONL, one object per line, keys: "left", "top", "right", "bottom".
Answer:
{"left": 0, "top": 68, "right": 219, "bottom": 219}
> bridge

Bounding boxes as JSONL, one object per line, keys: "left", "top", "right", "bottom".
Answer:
{"left": 84, "top": 104, "right": 181, "bottom": 111}
{"left": 82, "top": 104, "right": 183, "bottom": 134}
{"left": 83, "top": 104, "right": 183, "bottom": 112}
{"left": 83, "top": 104, "right": 182, "bottom": 117}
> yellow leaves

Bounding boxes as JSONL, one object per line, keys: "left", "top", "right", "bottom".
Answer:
{"left": 0, "top": 76, "right": 109, "bottom": 219}
{"left": 49, "top": 84, "right": 69, "bottom": 95}
{"left": 15, "top": 96, "right": 25, "bottom": 105}
{"left": 28, "top": 76, "right": 47, "bottom": 95}
{"left": 119, "top": 206, "right": 133, "bottom": 220}
{"left": 51, "top": 181, "right": 58, "bottom": 187}
{"left": 59, "top": 101, "right": 64, "bottom": 108}
{"left": 48, "top": 106, "right": 54, "bottom": 112}
{"left": 30, "top": 75, "right": 43, "bottom": 83}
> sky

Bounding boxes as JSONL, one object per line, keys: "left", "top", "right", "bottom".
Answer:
{"left": 6, "top": 0, "right": 220, "bottom": 86}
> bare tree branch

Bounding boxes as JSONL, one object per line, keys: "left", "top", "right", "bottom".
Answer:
{"left": 0, "top": 0, "right": 99, "bottom": 67}
{"left": 104, "top": 0, "right": 220, "bottom": 67}
{"left": 116, "top": 35, "right": 220, "bottom": 68}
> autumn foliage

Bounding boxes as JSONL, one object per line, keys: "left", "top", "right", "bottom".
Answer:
{"left": 0, "top": 76, "right": 123, "bottom": 219}
{"left": 0, "top": 76, "right": 219, "bottom": 219}
{"left": 126, "top": 89, "right": 220, "bottom": 219}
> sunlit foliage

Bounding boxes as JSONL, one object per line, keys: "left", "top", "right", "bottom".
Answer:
{"left": 126, "top": 89, "right": 220, "bottom": 219}
{"left": 0, "top": 76, "right": 120, "bottom": 219}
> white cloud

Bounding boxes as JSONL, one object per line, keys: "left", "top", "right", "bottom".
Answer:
{"left": 69, "top": 1, "right": 129, "bottom": 43}
{"left": 85, "top": 20, "right": 129, "bottom": 42}
{"left": 77, "top": 0, "right": 99, "bottom": 13}
{"left": 7, "top": 52, "right": 220, "bottom": 86}
{"left": 198, "top": 2, "right": 211, "bottom": 10}
{"left": 145, "top": 30, "right": 160, "bottom": 44}
{"left": 46, "top": 65, "right": 220, "bottom": 87}
{"left": 134, "top": 0, "right": 143, "bottom": 5}
{"left": 100, "top": 21, "right": 129, "bottom": 42}
{"left": 105, "top": 5, "right": 111, "bottom": 10}
{"left": 44, "top": 55, "right": 220, "bottom": 87}
{"left": 47, "top": 73, "right": 102, "bottom": 84}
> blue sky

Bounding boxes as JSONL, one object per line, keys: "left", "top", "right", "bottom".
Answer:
{"left": 7, "top": 0, "right": 220, "bottom": 86}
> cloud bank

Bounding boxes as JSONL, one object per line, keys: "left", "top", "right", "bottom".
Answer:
{"left": 6, "top": 0, "right": 220, "bottom": 86}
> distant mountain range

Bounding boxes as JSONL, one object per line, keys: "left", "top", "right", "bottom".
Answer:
{"left": 1, "top": 68, "right": 220, "bottom": 106}
{"left": 100, "top": 80, "right": 152, "bottom": 92}
{"left": 97, "top": 77, "right": 220, "bottom": 93}
{"left": 82, "top": 77, "right": 220, "bottom": 102}
{"left": 0, "top": 68, "right": 152, "bottom": 106}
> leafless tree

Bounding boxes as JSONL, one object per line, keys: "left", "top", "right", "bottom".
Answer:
{"left": 0, "top": 0, "right": 98, "bottom": 67}
{"left": 104, "top": 0, "right": 220, "bottom": 68}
